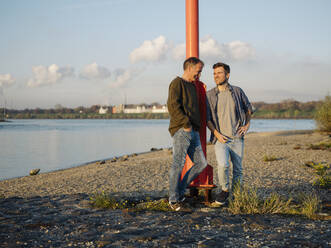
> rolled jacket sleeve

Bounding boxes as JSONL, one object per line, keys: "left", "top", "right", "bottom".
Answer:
{"left": 240, "top": 89, "right": 253, "bottom": 114}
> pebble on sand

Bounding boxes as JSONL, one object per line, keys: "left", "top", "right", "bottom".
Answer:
{"left": 29, "top": 169, "right": 40, "bottom": 176}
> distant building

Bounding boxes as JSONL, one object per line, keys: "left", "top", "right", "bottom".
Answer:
{"left": 98, "top": 106, "right": 108, "bottom": 114}
{"left": 124, "top": 104, "right": 147, "bottom": 114}
{"left": 151, "top": 105, "right": 168, "bottom": 113}
{"left": 113, "top": 104, "right": 124, "bottom": 113}
{"left": 113, "top": 104, "right": 168, "bottom": 114}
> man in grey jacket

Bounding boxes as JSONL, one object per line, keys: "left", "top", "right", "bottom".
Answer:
{"left": 206, "top": 62, "right": 252, "bottom": 204}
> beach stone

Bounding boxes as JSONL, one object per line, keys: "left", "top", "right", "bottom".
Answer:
{"left": 29, "top": 169, "right": 40, "bottom": 176}
{"left": 118, "top": 156, "right": 128, "bottom": 162}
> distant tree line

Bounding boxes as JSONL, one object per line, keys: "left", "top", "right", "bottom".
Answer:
{"left": 251, "top": 99, "right": 321, "bottom": 119}
{"left": 0, "top": 100, "right": 325, "bottom": 120}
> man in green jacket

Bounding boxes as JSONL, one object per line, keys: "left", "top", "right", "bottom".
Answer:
{"left": 167, "top": 57, "right": 207, "bottom": 211}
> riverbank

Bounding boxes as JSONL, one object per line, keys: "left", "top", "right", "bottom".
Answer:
{"left": 1, "top": 130, "right": 329, "bottom": 199}
{"left": 0, "top": 130, "right": 330, "bottom": 247}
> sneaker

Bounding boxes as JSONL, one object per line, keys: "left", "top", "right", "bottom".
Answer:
{"left": 214, "top": 191, "right": 229, "bottom": 205}
{"left": 169, "top": 202, "right": 183, "bottom": 211}
{"left": 169, "top": 201, "right": 192, "bottom": 212}
{"left": 178, "top": 195, "right": 186, "bottom": 203}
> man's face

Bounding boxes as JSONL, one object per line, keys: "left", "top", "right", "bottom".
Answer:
{"left": 189, "top": 63, "right": 203, "bottom": 82}
{"left": 214, "top": 66, "right": 229, "bottom": 85}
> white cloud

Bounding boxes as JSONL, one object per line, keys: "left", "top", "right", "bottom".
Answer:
{"left": 130, "top": 35, "right": 170, "bottom": 63}
{"left": 0, "top": 74, "right": 15, "bottom": 88}
{"left": 200, "top": 37, "right": 223, "bottom": 58}
{"left": 0, "top": 74, "right": 15, "bottom": 95}
{"left": 27, "top": 64, "right": 74, "bottom": 87}
{"left": 226, "top": 40, "right": 255, "bottom": 60}
{"left": 172, "top": 43, "right": 186, "bottom": 60}
{"left": 200, "top": 37, "right": 255, "bottom": 61}
{"left": 110, "top": 68, "right": 133, "bottom": 89}
{"left": 172, "top": 36, "right": 255, "bottom": 62}
{"left": 80, "top": 62, "right": 111, "bottom": 80}
{"left": 109, "top": 67, "right": 144, "bottom": 89}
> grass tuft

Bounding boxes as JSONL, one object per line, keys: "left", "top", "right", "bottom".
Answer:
{"left": 263, "top": 155, "right": 278, "bottom": 162}
{"left": 228, "top": 185, "right": 322, "bottom": 219}
{"left": 304, "top": 161, "right": 331, "bottom": 189}
{"left": 308, "top": 141, "right": 331, "bottom": 151}
{"left": 135, "top": 197, "right": 172, "bottom": 212}
{"left": 228, "top": 185, "right": 261, "bottom": 214}
{"left": 261, "top": 193, "right": 293, "bottom": 214}
{"left": 299, "top": 193, "right": 321, "bottom": 219}
{"left": 89, "top": 191, "right": 131, "bottom": 209}
{"left": 90, "top": 193, "right": 173, "bottom": 211}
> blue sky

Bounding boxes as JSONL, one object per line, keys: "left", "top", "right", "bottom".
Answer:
{"left": 0, "top": 0, "right": 330, "bottom": 109}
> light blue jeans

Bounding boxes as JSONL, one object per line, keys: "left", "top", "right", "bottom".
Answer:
{"left": 214, "top": 138, "right": 244, "bottom": 191}
{"left": 169, "top": 128, "right": 207, "bottom": 203}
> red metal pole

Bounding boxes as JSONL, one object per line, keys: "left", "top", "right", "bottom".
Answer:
{"left": 186, "top": 0, "right": 199, "bottom": 58}
{"left": 182, "top": 0, "right": 216, "bottom": 202}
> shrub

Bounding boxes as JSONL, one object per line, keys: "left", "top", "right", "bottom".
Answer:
{"left": 314, "top": 95, "right": 331, "bottom": 132}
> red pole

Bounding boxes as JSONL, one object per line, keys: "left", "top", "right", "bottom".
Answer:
{"left": 186, "top": 0, "right": 199, "bottom": 58}
{"left": 182, "top": 0, "right": 216, "bottom": 202}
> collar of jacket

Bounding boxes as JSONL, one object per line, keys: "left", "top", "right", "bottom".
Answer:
{"left": 212, "top": 83, "right": 234, "bottom": 95}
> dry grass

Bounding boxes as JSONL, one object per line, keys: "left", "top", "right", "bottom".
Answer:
{"left": 228, "top": 185, "right": 321, "bottom": 219}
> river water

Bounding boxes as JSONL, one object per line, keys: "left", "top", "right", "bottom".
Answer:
{"left": 0, "top": 119, "right": 315, "bottom": 180}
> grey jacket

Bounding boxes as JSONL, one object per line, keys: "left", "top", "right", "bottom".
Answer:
{"left": 206, "top": 84, "right": 253, "bottom": 144}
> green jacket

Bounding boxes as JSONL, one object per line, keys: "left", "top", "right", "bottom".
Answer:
{"left": 167, "top": 77, "right": 200, "bottom": 136}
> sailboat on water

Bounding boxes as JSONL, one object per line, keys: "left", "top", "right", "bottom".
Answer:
{"left": 1, "top": 99, "right": 7, "bottom": 122}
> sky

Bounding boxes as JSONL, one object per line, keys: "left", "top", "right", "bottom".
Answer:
{"left": 0, "top": 0, "right": 330, "bottom": 109}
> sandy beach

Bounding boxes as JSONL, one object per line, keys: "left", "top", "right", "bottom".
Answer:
{"left": 1, "top": 130, "right": 330, "bottom": 247}
{"left": 1, "top": 130, "right": 330, "bottom": 201}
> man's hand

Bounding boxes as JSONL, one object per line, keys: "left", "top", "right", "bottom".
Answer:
{"left": 214, "top": 130, "right": 228, "bottom": 143}
{"left": 184, "top": 127, "right": 192, "bottom": 132}
{"left": 237, "top": 123, "right": 250, "bottom": 136}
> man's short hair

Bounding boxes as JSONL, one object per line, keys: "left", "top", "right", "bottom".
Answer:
{"left": 213, "top": 62, "right": 230, "bottom": 74}
{"left": 183, "top": 57, "right": 204, "bottom": 70}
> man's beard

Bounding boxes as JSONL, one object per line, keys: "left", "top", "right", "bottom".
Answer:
{"left": 217, "top": 79, "right": 227, "bottom": 85}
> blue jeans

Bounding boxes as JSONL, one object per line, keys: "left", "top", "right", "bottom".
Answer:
{"left": 169, "top": 128, "right": 207, "bottom": 203}
{"left": 214, "top": 138, "right": 244, "bottom": 191}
